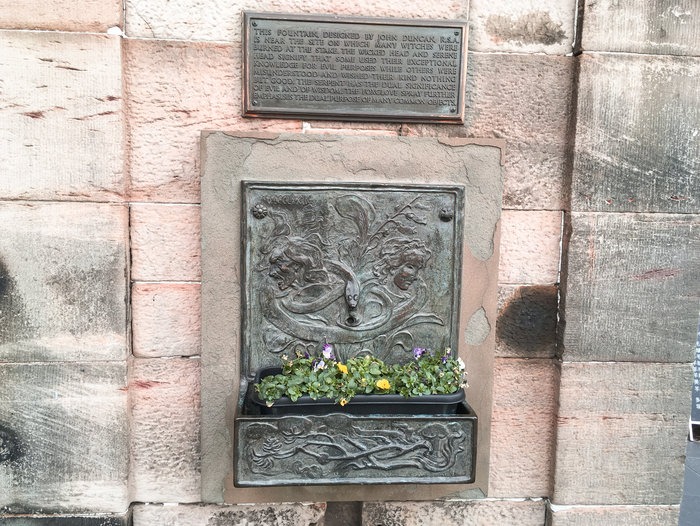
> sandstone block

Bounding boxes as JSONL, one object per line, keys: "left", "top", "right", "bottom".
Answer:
{"left": 125, "top": 0, "right": 468, "bottom": 41}
{"left": 124, "top": 38, "right": 302, "bottom": 202}
{"left": 563, "top": 212, "right": 699, "bottom": 362}
{"left": 469, "top": 0, "right": 576, "bottom": 54}
{"left": 132, "top": 503, "right": 325, "bottom": 526}
{"left": 553, "top": 362, "right": 691, "bottom": 505}
{"left": 489, "top": 358, "right": 558, "bottom": 497}
{"left": 582, "top": 0, "right": 699, "bottom": 56}
{"left": 405, "top": 52, "right": 576, "bottom": 210}
{"left": 0, "top": 202, "right": 128, "bottom": 362}
{"left": 0, "top": 1, "right": 122, "bottom": 32}
{"left": 499, "top": 210, "right": 562, "bottom": 285}
{"left": 573, "top": 53, "right": 699, "bottom": 213}
{"left": 130, "top": 203, "right": 201, "bottom": 282}
{"left": 125, "top": 39, "right": 236, "bottom": 203}
{"left": 129, "top": 357, "right": 201, "bottom": 503}
{"left": 132, "top": 283, "right": 201, "bottom": 357}
{"left": 549, "top": 504, "right": 680, "bottom": 526}
{"left": 0, "top": 362, "right": 128, "bottom": 513}
{"left": 496, "top": 285, "right": 558, "bottom": 358}
{"left": 0, "top": 31, "right": 123, "bottom": 201}
{"left": 362, "top": 499, "right": 546, "bottom": 526}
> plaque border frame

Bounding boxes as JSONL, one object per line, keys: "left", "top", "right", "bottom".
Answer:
{"left": 242, "top": 11, "right": 468, "bottom": 124}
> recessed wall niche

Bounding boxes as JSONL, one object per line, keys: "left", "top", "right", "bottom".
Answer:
{"left": 201, "top": 132, "right": 503, "bottom": 502}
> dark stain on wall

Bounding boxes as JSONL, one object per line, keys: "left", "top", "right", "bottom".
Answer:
{"left": 0, "top": 258, "right": 32, "bottom": 346}
{"left": 323, "top": 502, "right": 362, "bottom": 526}
{"left": 486, "top": 12, "right": 567, "bottom": 46}
{"left": 497, "top": 285, "right": 558, "bottom": 354}
{"left": 0, "top": 424, "right": 24, "bottom": 464}
{"left": 45, "top": 261, "right": 125, "bottom": 335}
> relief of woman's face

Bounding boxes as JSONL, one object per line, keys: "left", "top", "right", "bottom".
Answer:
{"left": 393, "top": 261, "right": 421, "bottom": 290}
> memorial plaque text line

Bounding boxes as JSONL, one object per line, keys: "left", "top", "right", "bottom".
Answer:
{"left": 243, "top": 13, "right": 467, "bottom": 123}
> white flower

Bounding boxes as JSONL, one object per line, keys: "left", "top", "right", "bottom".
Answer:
{"left": 457, "top": 357, "right": 466, "bottom": 371}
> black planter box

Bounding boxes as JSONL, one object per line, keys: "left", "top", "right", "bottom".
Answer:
{"left": 251, "top": 367, "right": 466, "bottom": 416}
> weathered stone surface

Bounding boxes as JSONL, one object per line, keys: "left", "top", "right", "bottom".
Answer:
{"left": 582, "top": 0, "right": 699, "bottom": 56}
{"left": 124, "top": 0, "right": 468, "bottom": 41}
{"left": 469, "top": 0, "right": 576, "bottom": 54}
{"left": 553, "top": 362, "right": 691, "bottom": 505}
{"left": 132, "top": 503, "right": 325, "bottom": 526}
{"left": 202, "top": 133, "right": 502, "bottom": 502}
{"left": 0, "top": 362, "right": 128, "bottom": 513}
{"left": 132, "top": 283, "right": 201, "bottom": 357}
{"left": 125, "top": 39, "right": 241, "bottom": 203}
{"left": 0, "top": 1, "right": 122, "bottom": 32}
{"left": 563, "top": 212, "right": 699, "bottom": 362}
{"left": 0, "top": 514, "right": 130, "bottom": 525}
{"left": 0, "top": 202, "right": 128, "bottom": 362}
{"left": 406, "top": 52, "right": 575, "bottom": 210}
{"left": 130, "top": 204, "right": 201, "bottom": 282}
{"left": 0, "top": 31, "right": 123, "bottom": 201}
{"left": 305, "top": 121, "right": 402, "bottom": 135}
{"left": 549, "top": 504, "right": 680, "bottom": 526}
{"left": 362, "top": 499, "right": 546, "bottom": 525}
{"left": 496, "top": 285, "right": 558, "bottom": 358}
{"left": 489, "top": 358, "right": 558, "bottom": 497}
{"left": 129, "top": 357, "right": 200, "bottom": 503}
{"left": 499, "top": 210, "right": 562, "bottom": 284}
{"left": 573, "top": 53, "right": 699, "bottom": 213}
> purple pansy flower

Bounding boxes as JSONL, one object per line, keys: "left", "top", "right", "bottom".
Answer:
{"left": 322, "top": 343, "right": 335, "bottom": 360}
{"left": 413, "top": 347, "right": 427, "bottom": 359}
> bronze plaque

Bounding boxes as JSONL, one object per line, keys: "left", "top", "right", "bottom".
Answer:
{"left": 243, "top": 12, "right": 467, "bottom": 123}
{"left": 241, "top": 181, "right": 464, "bottom": 377}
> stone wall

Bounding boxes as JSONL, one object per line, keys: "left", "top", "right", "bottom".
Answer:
{"left": 0, "top": 1, "right": 697, "bottom": 525}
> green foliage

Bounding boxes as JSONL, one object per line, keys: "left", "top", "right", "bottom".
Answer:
{"left": 255, "top": 346, "right": 468, "bottom": 407}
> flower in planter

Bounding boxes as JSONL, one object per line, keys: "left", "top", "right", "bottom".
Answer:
{"left": 255, "top": 344, "right": 468, "bottom": 407}
{"left": 413, "top": 347, "right": 427, "bottom": 359}
{"left": 375, "top": 378, "right": 391, "bottom": 391}
{"left": 322, "top": 343, "right": 335, "bottom": 360}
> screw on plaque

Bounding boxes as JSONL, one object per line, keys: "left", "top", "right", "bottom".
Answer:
{"left": 450, "top": 108, "right": 456, "bottom": 113}
{"left": 252, "top": 21, "right": 257, "bottom": 27}
{"left": 252, "top": 100, "right": 258, "bottom": 106}
{"left": 439, "top": 208, "right": 454, "bottom": 222}
{"left": 454, "top": 30, "right": 459, "bottom": 36}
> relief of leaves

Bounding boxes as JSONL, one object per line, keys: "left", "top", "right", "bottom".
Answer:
{"left": 368, "top": 196, "right": 425, "bottom": 246}
{"left": 337, "top": 238, "right": 362, "bottom": 267}
{"left": 333, "top": 195, "right": 375, "bottom": 246}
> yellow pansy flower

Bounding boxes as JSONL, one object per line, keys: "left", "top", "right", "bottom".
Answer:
{"left": 375, "top": 378, "right": 390, "bottom": 390}
{"left": 337, "top": 363, "right": 348, "bottom": 374}
{"left": 339, "top": 398, "right": 348, "bottom": 406}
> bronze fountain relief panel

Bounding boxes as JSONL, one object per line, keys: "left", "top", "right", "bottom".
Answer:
{"left": 242, "top": 182, "right": 464, "bottom": 376}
